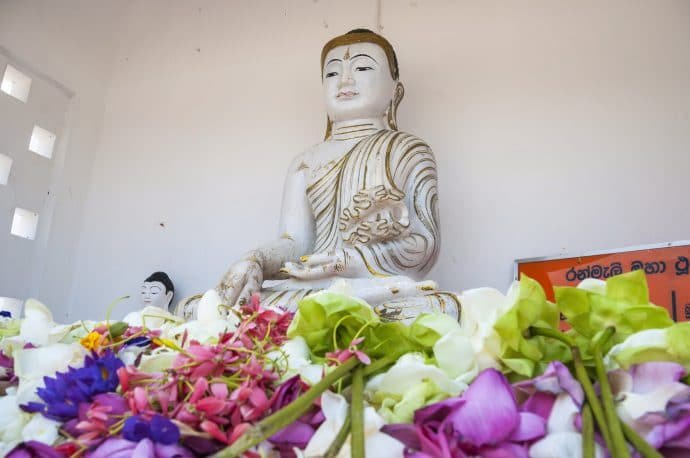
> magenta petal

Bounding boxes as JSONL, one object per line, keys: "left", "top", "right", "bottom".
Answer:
{"left": 514, "top": 361, "right": 583, "bottom": 407}
{"left": 648, "top": 413, "right": 690, "bottom": 449}
{"left": 269, "top": 420, "right": 316, "bottom": 448}
{"left": 509, "top": 412, "right": 546, "bottom": 442}
{"left": 631, "top": 362, "right": 686, "bottom": 394}
{"left": 521, "top": 392, "right": 556, "bottom": 420}
{"left": 414, "top": 397, "right": 464, "bottom": 425}
{"left": 381, "top": 423, "right": 422, "bottom": 450}
{"left": 448, "top": 368, "right": 519, "bottom": 446}
{"left": 479, "top": 443, "right": 528, "bottom": 458}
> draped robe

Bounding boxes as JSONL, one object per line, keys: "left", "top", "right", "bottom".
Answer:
{"left": 261, "top": 130, "right": 460, "bottom": 322}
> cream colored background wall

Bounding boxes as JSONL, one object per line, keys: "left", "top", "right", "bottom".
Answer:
{"left": 0, "top": 0, "right": 126, "bottom": 320}
{"left": 1, "top": 1, "right": 689, "bottom": 320}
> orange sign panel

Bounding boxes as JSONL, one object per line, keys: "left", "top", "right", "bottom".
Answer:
{"left": 516, "top": 241, "right": 690, "bottom": 322}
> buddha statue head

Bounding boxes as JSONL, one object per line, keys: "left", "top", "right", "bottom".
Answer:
{"left": 141, "top": 271, "right": 175, "bottom": 311}
{"left": 321, "top": 29, "right": 404, "bottom": 138}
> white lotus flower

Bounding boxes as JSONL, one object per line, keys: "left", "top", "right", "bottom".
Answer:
{"left": 458, "top": 284, "right": 519, "bottom": 370}
{"left": 165, "top": 290, "right": 239, "bottom": 344}
{"left": 267, "top": 336, "right": 323, "bottom": 385}
{"left": 14, "top": 342, "right": 86, "bottom": 404}
{"left": 529, "top": 432, "right": 605, "bottom": 458}
{"left": 604, "top": 328, "right": 668, "bottom": 371}
{"left": 528, "top": 392, "right": 605, "bottom": 458}
{"left": 301, "top": 391, "right": 404, "bottom": 458}
{"left": 19, "top": 299, "right": 54, "bottom": 346}
{"left": 433, "top": 330, "right": 479, "bottom": 384}
{"left": 0, "top": 391, "right": 29, "bottom": 444}
{"left": 366, "top": 353, "right": 465, "bottom": 423}
{"left": 123, "top": 305, "right": 184, "bottom": 329}
{"left": 21, "top": 414, "right": 60, "bottom": 445}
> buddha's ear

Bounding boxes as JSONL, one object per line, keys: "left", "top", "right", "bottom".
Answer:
{"left": 164, "top": 290, "right": 173, "bottom": 307}
{"left": 386, "top": 82, "right": 405, "bottom": 131}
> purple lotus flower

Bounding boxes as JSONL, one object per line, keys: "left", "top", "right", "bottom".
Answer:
{"left": 0, "top": 349, "right": 16, "bottom": 384}
{"left": 610, "top": 361, "right": 690, "bottom": 456}
{"left": 22, "top": 350, "right": 124, "bottom": 421}
{"left": 123, "top": 414, "right": 180, "bottom": 445}
{"left": 86, "top": 438, "right": 193, "bottom": 458}
{"left": 6, "top": 441, "right": 63, "bottom": 458}
{"left": 383, "top": 368, "right": 546, "bottom": 457}
{"left": 268, "top": 375, "right": 325, "bottom": 451}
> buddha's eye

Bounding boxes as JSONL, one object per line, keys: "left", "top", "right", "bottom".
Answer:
{"left": 355, "top": 66, "right": 373, "bottom": 71}
{"left": 325, "top": 71, "right": 338, "bottom": 78}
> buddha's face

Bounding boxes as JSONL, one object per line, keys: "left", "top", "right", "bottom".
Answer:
{"left": 141, "top": 281, "right": 173, "bottom": 309}
{"left": 323, "top": 42, "right": 396, "bottom": 122}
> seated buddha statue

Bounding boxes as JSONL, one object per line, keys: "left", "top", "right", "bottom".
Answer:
{"left": 183, "top": 29, "right": 460, "bottom": 323}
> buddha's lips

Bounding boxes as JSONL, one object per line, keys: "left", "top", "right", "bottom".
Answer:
{"left": 337, "top": 90, "right": 359, "bottom": 99}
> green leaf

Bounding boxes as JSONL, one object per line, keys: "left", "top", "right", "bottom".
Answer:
{"left": 493, "top": 275, "right": 560, "bottom": 378}
{"left": 554, "top": 270, "right": 672, "bottom": 356}
{"left": 409, "top": 313, "right": 461, "bottom": 348}
{"left": 108, "top": 321, "right": 129, "bottom": 339}
{"left": 606, "top": 270, "right": 648, "bottom": 305}
{"left": 555, "top": 287, "right": 591, "bottom": 319}
{"left": 287, "top": 291, "right": 421, "bottom": 363}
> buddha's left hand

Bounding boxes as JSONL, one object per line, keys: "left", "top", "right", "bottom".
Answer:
{"left": 281, "top": 248, "right": 368, "bottom": 280}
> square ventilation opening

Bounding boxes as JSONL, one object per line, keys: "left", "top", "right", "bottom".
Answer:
{"left": 0, "top": 297, "right": 23, "bottom": 319}
{"left": 29, "top": 125, "right": 56, "bottom": 159}
{"left": 1, "top": 64, "right": 32, "bottom": 103}
{"left": 11, "top": 207, "right": 39, "bottom": 240}
{"left": 0, "top": 154, "right": 12, "bottom": 185}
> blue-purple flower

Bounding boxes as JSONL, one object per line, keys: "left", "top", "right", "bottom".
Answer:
{"left": 123, "top": 414, "right": 180, "bottom": 445}
{"left": 22, "top": 350, "right": 124, "bottom": 421}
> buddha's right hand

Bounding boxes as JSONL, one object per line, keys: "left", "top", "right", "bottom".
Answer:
{"left": 216, "top": 256, "right": 263, "bottom": 308}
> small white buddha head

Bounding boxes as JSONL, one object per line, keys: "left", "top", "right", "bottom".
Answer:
{"left": 321, "top": 29, "right": 404, "bottom": 136}
{"left": 141, "top": 271, "right": 175, "bottom": 310}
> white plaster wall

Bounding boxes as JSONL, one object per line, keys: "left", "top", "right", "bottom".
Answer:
{"left": 7, "top": 1, "right": 688, "bottom": 319}
{"left": 0, "top": 0, "right": 126, "bottom": 319}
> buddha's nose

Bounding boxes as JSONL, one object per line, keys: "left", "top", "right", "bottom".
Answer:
{"left": 338, "top": 70, "right": 355, "bottom": 88}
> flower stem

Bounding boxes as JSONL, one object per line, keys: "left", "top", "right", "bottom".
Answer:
{"left": 350, "top": 366, "right": 365, "bottom": 458}
{"left": 363, "top": 355, "right": 396, "bottom": 376}
{"left": 571, "top": 346, "right": 613, "bottom": 452}
{"left": 529, "top": 327, "right": 614, "bottom": 449}
{"left": 620, "top": 420, "right": 664, "bottom": 458}
{"left": 582, "top": 404, "right": 594, "bottom": 458}
{"left": 325, "top": 410, "right": 351, "bottom": 458}
{"left": 528, "top": 326, "right": 575, "bottom": 347}
{"left": 213, "top": 357, "right": 360, "bottom": 457}
{"left": 593, "top": 328, "right": 630, "bottom": 458}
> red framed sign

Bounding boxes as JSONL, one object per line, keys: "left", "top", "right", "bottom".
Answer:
{"left": 515, "top": 240, "right": 690, "bottom": 322}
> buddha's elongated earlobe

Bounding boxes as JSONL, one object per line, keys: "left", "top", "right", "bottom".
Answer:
{"left": 386, "top": 82, "right": 405, "bottom": 130}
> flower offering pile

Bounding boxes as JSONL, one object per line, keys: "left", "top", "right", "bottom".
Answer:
{"left": 2, "top": 270, "right": 690, "bottom": 457}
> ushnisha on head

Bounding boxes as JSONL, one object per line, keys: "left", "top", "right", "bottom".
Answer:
{"left": 141, "top": 271, "right": 175, "bottom": 310}
{"left": 321, "top": 28, "right": 405, "bottom": 138}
